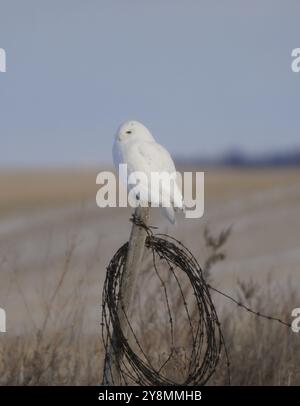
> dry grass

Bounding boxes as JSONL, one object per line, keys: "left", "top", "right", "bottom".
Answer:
{"left": 0, "top": 238, "right": 104, "bottom": 385}
{"left": 0, "top": 334, "right": 102, "bottom": 385}
{"left": 209, "top": 287, "right": 300, "bottom": 385}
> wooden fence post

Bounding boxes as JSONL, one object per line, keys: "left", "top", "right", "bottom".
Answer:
{"left": 103, "top": 206, "right": 150, "bottom": 385}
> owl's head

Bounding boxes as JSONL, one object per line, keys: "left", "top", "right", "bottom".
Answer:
{"left": 116, "top": 120, "right": 154, "bottom": 143}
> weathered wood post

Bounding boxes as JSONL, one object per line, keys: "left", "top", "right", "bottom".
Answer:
{"left": 103, "top": 206, "right": 150, "bottom": 385}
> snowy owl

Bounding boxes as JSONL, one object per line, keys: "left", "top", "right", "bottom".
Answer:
{"left": 113, "top": 120, "right": 184, "bottom": 224}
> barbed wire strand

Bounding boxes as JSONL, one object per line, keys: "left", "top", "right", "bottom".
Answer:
{"left": 207, "top": 284, "right": 291, "bottom": 328}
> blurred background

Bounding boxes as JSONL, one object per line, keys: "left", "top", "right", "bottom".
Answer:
{"left": 0, "top": 0, "right": 299, "bottom": 385}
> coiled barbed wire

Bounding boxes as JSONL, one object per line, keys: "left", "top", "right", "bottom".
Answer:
{"left": 102, "top": 215, "right": 291, "bottom": 386}
{"left": 102, "top": 216, "right": 228, "bottom": 386}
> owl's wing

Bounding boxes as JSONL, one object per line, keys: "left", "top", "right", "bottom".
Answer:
{"left": 136, "top": 141, "right": 177, "bottom": 174}
{"left": 125, "top": 141, "right": 183, "bottom": 210}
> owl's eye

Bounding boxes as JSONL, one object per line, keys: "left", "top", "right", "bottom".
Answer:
{"left": 126, "top": 130, "right": 132, "bottom": 134}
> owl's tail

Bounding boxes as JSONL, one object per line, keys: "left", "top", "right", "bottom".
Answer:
{"left": 161, "top": 204, "right": 185, "bottom": 225}
{"left": 161, "top": 206, "right": 176, "bottom": 225}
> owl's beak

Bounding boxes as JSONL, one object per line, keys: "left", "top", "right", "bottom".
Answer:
{"left": 118, "top": 133, "right": 129, "bottom": 141}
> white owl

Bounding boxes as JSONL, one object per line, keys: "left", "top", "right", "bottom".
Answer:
{"left": 113, "top": 120, "right": 184, "bottom": 224}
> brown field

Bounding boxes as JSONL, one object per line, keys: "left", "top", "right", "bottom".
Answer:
{"left": 0, "top": 167, "right": 299, "bottom": 385}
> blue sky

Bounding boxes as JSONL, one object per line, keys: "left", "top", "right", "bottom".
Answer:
{"left": 0, "top": 0, "right": 300, "bottom": 166}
